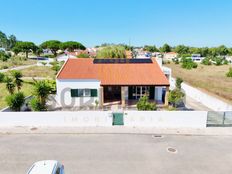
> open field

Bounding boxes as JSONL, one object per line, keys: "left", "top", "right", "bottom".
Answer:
{"left": 0, "top": 134, "right": 232, "bottom": 174}
{"left": 17, "top": 66, "right": 56, "bottom": 78}
{"left": 0, "top": 81, "right": 34, "bottom": 109}
{"left": 0, "top": 58, "right": 36, "bottom": 70}
{"left": 166, "top": 63, "right": 232, "bottom": 103}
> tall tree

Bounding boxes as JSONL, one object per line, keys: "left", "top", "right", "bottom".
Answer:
{"left": 0, "top": 31, "right": 8, "bottom": 49}
{"left": 144, "top": 45, "right": 159, "bottom": 52}
{"left": 160, "top": 43, "right": 171, "bottom": 53}
{"left": 5, "top": 76, "right": 15, "bottom": 94}
{"left": 60, "top": 41, "right": 86, "bottom": 51}
{"left": 96, "top": 46, "right": 126, "bottom": 58}
{"left": 40, "top": 40, "right": 61, "bottom": 56}
{"left": 32, "top": 80, "right": 52, "bottom": 108}
{"left": 174, "top": 45, "right": 190, "bottom": 55}
{"left": 12, "top": 41, "right": 36, "bottom": 58}
{"left": 11, "top": 70, "right": 23, "bottom": 91}
{"left": 8, "top": 35, "right": 17, "bottom": 49}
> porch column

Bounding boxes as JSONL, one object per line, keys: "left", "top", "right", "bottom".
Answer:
{"left": 99, "top": 86, "right": 104, "bottom": 108}
{"left": 121, "top": 86, "right": 126, "bottom": 108}
{"left": 164, "top": 86, "right": 169, "bottom": 106}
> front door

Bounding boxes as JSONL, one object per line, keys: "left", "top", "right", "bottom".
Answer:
{"left": 113, "top": 112, "right": 124, "bottom": 125}
{"left": 136, "top": 86, "right": 150, "bottom": 99}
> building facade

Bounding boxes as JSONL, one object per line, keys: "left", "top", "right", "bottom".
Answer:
{"left": 56, "top": 58, "right": 170, "bottom": 108}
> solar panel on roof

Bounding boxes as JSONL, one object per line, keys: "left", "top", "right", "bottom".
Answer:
{"left": 93, "top": 58, "right": 152, "bottom": 64}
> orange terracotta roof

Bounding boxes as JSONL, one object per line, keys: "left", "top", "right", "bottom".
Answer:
{"left": 165, "top": 52, "right": 177, "bottom": 55}
{"left": 57, "top": 58, "right": 169, "bottom": 86}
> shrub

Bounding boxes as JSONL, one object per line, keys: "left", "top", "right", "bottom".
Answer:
{"left": 201, "top": 57, "right": 212, "bottom": 65}
{"left": 136, "top": 96, "right": 157, "bottom": 111}
{"left": 0, "top": 72, "right": 5, "bottom": 82}
{"left": 215, "top": 58, "right": 223, "bottom": 66}
{"left": 29, "top": 97, "right": 46, "bottom": 111}
{"left": 181, "top": 57, "right": 198, "bottom": 69}
{"left": 0, "top": 51, "right": 10, "bottom": 61}
{"left": 168, "top": 89, "right": 185, "bottom": 107}
{"left": 226, "top": 68, "right": 232, "bottom": 77}
{"left": 6, "top": 92, "right": 25, "bottom": 111}
{"left": 175, "top": 77, "right": 183, "bottom": 90}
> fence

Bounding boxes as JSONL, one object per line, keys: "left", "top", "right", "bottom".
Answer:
{"left": 207, "top": 111, "right": 232, "bottom": 127}
{"left": 0, "top": 111, "right": 208, "bottom": 128}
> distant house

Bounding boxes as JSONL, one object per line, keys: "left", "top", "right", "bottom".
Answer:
{"left": 163, "top": 52, "right": 178, "bottom": 61}
{"left": 191, "top": 54, "right": 205, "bottom": 63}
{"left": 225, "top": 56, "right": 232, "bottom": 64}
{"left": 56, "top": 52, "right": 77, "bottom": 62}
{"left": 56, "top": 58, "right": 170, "bottom": 108}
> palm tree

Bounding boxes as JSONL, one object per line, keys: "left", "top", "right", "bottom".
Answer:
{"left": 11, "top": 70, "right": 23, "bottom": 91}
{"left": 5, "top": 76, "right": 15, "bottom": 94}
{"left": 33, "top": 80, "right": 52, "bottom": 108}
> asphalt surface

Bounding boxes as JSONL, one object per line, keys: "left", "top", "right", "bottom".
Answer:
{"left": 0, "top": 134, "right": 232, "bottom": 174}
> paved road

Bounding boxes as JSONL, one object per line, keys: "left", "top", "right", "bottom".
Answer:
{"left": 0, "top": 134, "right": 232, "bottom": 174}
{"left": 0, "top": 64, "right": 37, "bottom": 73}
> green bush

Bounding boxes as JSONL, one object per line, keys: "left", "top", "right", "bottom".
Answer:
{"left": 226, "top": 68, "right": 232, "bottom": 77}
{"left": 136, "top": 96, "right": 157, "bottom": 111}
{"left": 175, "top": 77, "right": 183, "bottom": 90}
{"left": 201, "top": 57, "right": 212, "bottom": 65}
{"left": 181, "top": 57, "right": 198, "bottom": 69}
{"left": 168, "top": 89, "right": 185, "bottom": 107}
{"left": 6, "top": 92, "right": 25, "bottom": 111}
{"left": 0, "top": 51, "right": 10, "bottom": 61}
{"left": 0, "top": 72, "right": 5, "bottom": 82}
{"left": 29, "top": 97, "right": 46, "bottom": 111}
{"left": 215, "top": 57, "right": 223, "bottom": 66}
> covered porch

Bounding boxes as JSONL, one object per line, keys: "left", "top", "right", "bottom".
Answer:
{"left": 99, "top": 85, "right": 170, "bottom": 108}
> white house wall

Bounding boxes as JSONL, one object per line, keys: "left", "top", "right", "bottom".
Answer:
{"left": 56, "top": 79, "right": 101, "bottom": 107}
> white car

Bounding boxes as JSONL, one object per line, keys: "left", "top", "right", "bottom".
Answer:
{"left": 27, "top": 160, "right": 64, "bottom": 174}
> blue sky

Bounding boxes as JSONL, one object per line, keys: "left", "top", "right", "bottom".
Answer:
{"left": 1, "top": 0, "right": 232, "bottom": 47}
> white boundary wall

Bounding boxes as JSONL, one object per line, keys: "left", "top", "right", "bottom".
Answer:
{"left": 170, "top": 78, "right": 232, "bottom": 111}
{"left": 0, "top": 111, "right": 112, "bottom": 127}
{"left": 124, "top": 111, "right": 207, "bottom": 128}
{"left": 0, "top": 111, "right": 207, "bottom": 128}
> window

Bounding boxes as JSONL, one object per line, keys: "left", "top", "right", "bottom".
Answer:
{"left": 91, "top": 89, "right": 98, "bottom": 97}
{"left": 71, "top": 89, "right": 79, "bottom": 97}
{"left": 78, "top": 89, "right": 84, "bottom": 97}
{"left": 71, "top": 89, "right": 98, "bottom": 97}
{"left": 84, "top": 89, "right": 91, "bottom": 97}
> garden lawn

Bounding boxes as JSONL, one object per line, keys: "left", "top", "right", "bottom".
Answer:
{"left": 0, "top": 81, "right": 34, "bottom": 109}
{"left": 166, "top": 63, "right": 232, "bottom": 104}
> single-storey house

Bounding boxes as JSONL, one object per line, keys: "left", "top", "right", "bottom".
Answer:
{"left": 163, "top": 52, "right": 178, "bottom": 61}
{"left": 56, "top": 58, "right": 170, "bottom": 108}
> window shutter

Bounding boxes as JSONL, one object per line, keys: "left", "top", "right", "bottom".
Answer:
{"left": 71, "top": 89, "right": 79, "bottom": 97}
{"left": 91, "top": 89, "right": 98, "bottom": 97}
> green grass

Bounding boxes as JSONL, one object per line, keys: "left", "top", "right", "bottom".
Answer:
{"left": 0, "top": 80, "right": 34, "bottom": 110}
